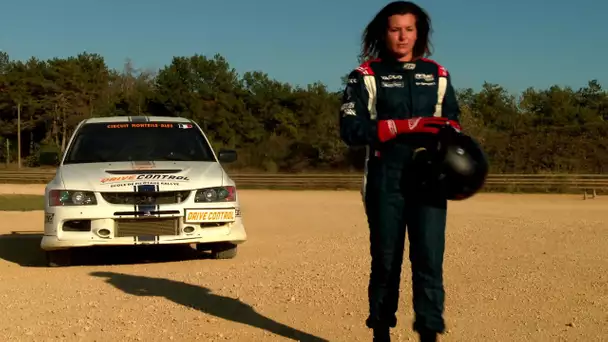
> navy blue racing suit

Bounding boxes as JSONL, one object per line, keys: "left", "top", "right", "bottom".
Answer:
{"left": 339, "top": 57, "right": 461, "bottom": 334}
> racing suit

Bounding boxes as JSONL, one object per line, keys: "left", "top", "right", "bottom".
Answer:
{"left": 339, "top": 57, "right": 461, "bottom": 335}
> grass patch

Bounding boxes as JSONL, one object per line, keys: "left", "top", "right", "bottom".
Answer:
{"left": 0, "top": 195, "right": 45, "bottom": 211}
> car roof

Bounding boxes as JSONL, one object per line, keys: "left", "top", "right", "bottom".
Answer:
{"left": 82, "top": 116, "right": 194, "bottom": 124}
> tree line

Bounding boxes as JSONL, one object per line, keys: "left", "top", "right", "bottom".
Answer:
{"left": 0, "top": 51, "right": 606, "bottom": 174}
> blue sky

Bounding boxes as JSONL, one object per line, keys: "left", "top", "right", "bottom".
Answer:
{"left": 1, "top": 0, "right": 606, "bottom": 95}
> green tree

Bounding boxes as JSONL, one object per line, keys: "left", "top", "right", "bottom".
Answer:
{"left": 0, "top": 49, "right": 605, "bottom": 174}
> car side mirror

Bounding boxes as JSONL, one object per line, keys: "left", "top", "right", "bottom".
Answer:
{"left": 39, "top": 151, "right": 60, "bottom": 166}
{"left": 217, "top": 149, "right": 237, "bottom": 163}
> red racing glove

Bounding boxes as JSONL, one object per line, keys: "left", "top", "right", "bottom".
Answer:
{"left": 377, "top": 117, "right": 461, "bottom": 142}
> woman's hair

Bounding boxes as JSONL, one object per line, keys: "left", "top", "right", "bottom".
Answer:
{"left": 361, "top": 1, "right": 433, "bottom": 61}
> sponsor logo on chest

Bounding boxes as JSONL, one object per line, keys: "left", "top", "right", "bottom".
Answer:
{"left": 415, "top": 73, "right": 436, "bottom": 86}
{"left": 377, "top": 72, "right": 438, "bottom": 88}
{"left": 381, "top": 81, "right": 404, "bottom": 88}
{"left": 380, "top": 74, "right": 404, "bottom": 88}
{"left": 381, "top": 74, "right": 402, "bottom": 80}
{"left": 415, "top": 73, "right": 435, "bottom": 82}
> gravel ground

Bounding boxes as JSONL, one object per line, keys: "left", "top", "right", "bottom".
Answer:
{"left": 0, "top": 185, "right": 606, "bottom": 341}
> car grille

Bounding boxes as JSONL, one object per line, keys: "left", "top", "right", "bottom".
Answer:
{"left": 101, "top": 191, "right": 191, "bottom": 205}
{"left": 115, "top": 218, "right": 179, "bottom": 237}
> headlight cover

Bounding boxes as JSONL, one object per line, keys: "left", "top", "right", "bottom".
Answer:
{"left": 49, "top": 190, "right": 97, "bottom": 206}
{"left": 194, "top": 186, "right": 236, "bottom": 202}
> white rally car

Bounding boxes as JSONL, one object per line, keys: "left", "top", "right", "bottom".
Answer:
{"left": 39, "top": 116, "right": 247, "bottom": 267}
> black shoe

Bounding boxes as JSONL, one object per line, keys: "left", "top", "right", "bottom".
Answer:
{"left": 418, "top": 330, "right": 437, "bottom": 342}
{"left": 373, "top": 326, "right": 390, "bottom": 342}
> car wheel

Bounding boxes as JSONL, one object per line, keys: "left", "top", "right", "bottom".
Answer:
{"left": 46, "top": 250, "right": 72, "bottom": 267}
{"left": 210, "top": 242, "right": 238, "bottom": 259}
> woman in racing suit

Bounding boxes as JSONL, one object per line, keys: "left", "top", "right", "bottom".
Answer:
{"left": 338, "top": 2, "right": 462, "bottom": 342}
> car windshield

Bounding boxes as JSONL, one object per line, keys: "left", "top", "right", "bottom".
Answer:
{"left": 63, "top": 121, "right": 216, "bottom": 164}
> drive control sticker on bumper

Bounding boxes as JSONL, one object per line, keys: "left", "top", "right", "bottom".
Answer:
{"left": 184, "top": 209, "right": 236, "bottom": 223}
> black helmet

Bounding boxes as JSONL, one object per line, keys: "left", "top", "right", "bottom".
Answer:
{"left": 409, "top": 124, "right": 489, "bottom": 200}
{"left": 434, "top": 125, "right": 489, "bottom": 200}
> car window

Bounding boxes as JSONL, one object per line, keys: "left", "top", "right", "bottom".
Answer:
{"left": 63, "top": 122, "right": 216, "bottom": 164}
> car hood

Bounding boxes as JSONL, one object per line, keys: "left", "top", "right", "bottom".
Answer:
{"left": 57, "top": 161, "right": 228, "bottom": 192}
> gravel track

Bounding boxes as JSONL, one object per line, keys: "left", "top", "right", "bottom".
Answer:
{"left": 0, "top": 185, "right": 606, "bottom": 341}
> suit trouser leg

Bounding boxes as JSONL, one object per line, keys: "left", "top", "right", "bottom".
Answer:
{"left": 404, "top": 195, "right": 447, "bottom": 334}
{"left": 365, "top": 188, "right": 407, "bottom": 329}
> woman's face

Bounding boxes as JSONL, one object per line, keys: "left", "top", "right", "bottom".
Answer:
{"left": 385, "top": 13, "right": 418, "bottom": 61}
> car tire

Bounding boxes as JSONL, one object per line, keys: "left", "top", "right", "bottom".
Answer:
{"left": 211, "top": 244, "right": 237, "bottom": 259}
{"left": 194, "top": 242, "right": 238, "bottom": 259}
{"left": 46, "top": 250, "right": 72, "bottom": 267}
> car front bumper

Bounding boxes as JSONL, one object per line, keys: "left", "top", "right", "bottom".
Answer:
{"left": 41, "top": 203, "right": 246, "bottom": 251}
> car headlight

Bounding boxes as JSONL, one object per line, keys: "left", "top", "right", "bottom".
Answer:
{"left": 49, "top": 190, "right": 97, "bottom": 206}
{"left": 194, "top": 186, "right": 236, "bottom": 202}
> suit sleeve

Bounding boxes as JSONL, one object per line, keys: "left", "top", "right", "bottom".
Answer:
{"left": 442, "top": 72, "right": 461, "bottom": 124}
{"left": 339, "top": 70, "right": 378, "bottom": 147}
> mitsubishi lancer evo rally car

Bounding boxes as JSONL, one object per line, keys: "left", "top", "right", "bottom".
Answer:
{"left": 38, "top": 116, "right": 247, "bottom": 267}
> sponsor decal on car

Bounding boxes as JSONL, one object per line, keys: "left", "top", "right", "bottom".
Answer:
{"left": 100, "top": 174, "right": 190, "bottom": 184}
{"left": 106, "top": 123, "right": 176, "bottom": 129}
{"left": 184, "top": 209, "right": 236, "bottom": 223}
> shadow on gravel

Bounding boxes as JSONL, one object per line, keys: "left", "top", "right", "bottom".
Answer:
{"left": 0, "top": 231, "right": 213, "bottom": 267}
{"left": 0, "top": 232, "right": 46, "bottom": 266}
{"left": 90, "top": 271, "right": 329, "bottom": 342}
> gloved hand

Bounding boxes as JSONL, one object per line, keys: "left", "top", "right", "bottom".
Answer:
{"left": 377, "top": 117, "right": 461, "bottom": 142}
